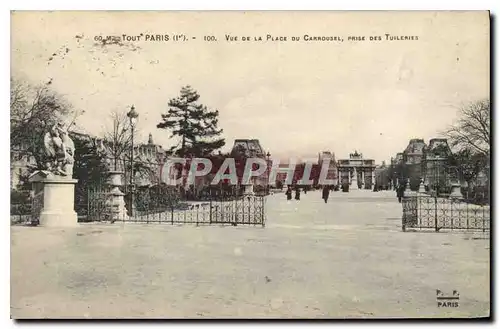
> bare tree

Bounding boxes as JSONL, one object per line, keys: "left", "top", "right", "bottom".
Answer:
{"left": 444, "top": 99, "right": 490, "bottom": 156}
{"left": 101, "top": 111, "right": 161, "bottom": 189}
{"left": 10, "top": 77, "right": 79, "bottom": 166}
{"left": 102, "top": 111, "right": 132, "bottom": 171}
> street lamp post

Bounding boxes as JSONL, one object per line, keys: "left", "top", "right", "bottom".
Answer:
{"left": 266, "top": 151, "right": 271, "bottom": 195}
{"left": 127, "top": 105, "right": 139, "bottom": 216}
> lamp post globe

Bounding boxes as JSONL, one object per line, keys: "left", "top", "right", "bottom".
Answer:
{"left": 127, "top": 105, "right": 139, "bottom": 127}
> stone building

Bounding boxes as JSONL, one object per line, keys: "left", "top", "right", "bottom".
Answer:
{"left": 337, "top": 151, "right": 376, "bottom": 189}
{"left": 389, "top": 152, "right": 405, "bottom": 188}
{"left": 374, "top": 161, "right": 391, "bottom": 190}
{"left": 86, "top": 131, "right": 168, "bottom": 188}
{"left": 403, "top": 138, "right": 427, "bottom": 189}
{"left": 389, "top": 137, "right": 453, "bottom": 191}
{"left": 230, "top": 139, "right": 270, "bottom": 192}
{"left": 317, "top": 151, "right": 338, "bottom": 187}
{"left": 10, "top": 142, "right": 37, "bottom": 190}
{"left": 424, "top": 138, "right": 452, "bottom": 191}
{"left": 403, "top": 138, "right": 427, "bottom": 165}
{"left": 133, "top": 133, "right": 167, "bottom": 187}
{"left": 231, "top": 139, "right": 267, "bottom": 158}
{"left": 389, "top": 137, "right": 490, "bottom": 194}
{"left": 395, "top": 152, "right": 404, "bottom": 164}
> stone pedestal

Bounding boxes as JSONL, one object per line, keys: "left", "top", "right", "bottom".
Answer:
{"left": 403, "top": 179, "right": 413, "bottom": 197}
{"left": 449, "top": 182, "right": 463, "bottom": 199}
{"left": 29, "top": 171, "right": 78, "bottom": 227}
{"left": 350, "top": 169, "right": 359, "bottom": 191}
{"left": 243, "top": 184, "right": 254, "bottom": 195}
{"left": 419, "top": 179, "right": 426, "bottom": 193}
{"left": 106, "top": 171, "right": 127, "bottom": 221}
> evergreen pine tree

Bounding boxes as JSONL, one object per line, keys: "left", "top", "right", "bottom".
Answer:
{"left": 157, "top": 85, "right": 225, "bottom": 157}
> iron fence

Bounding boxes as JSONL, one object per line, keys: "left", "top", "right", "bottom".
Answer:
{"left": 10, "top": 190, "right": 33, "bottom": 225}
{"left": 402, "top": 194, "right": 490, "bottom": 232}
{"left": 128, "top": 196, "right": 265, "bottom": 226}
{"left": 12, "top": 186, "right": 266, "bottom": 227}
{"left": 82, "top": 187, "right": 266, "bottom": 226}
{"left": 10, "top": 202, "right": 33, "bottom": 225}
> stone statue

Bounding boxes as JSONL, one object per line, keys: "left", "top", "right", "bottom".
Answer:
{"left": 42, "top": 122, "right": 75, "bottom": 177}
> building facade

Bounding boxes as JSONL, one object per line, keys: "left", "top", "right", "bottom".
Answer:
{"left": 424, "top": 138, "right": 452, "bottom": 191}
{"left": 374, "top": 161, "right": 391, "bottom": 190}
{"left": 337, "top": 151, "right": 376, "bottom": 189}
{"left": 317, "top": 151, "right": 338, "bottom": 187}
{"left": 229, "top": 139, "right": 270, "bottom": 192}
{"left": 390, "top": 137, "right": 459, "bottom": 192}
{"left": 10, "top": 143, "right": 37, "bottom": 190}
{"left": 403, "top": 138, "right": 427, "bottom": 190}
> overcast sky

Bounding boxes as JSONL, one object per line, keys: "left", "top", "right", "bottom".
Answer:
{"left": 11, "top": 11, "right": 489, "bottom": 163}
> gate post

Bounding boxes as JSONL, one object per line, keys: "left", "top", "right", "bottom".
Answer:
{"left": 261, "top": 196, "right": 265, "bottom": 227}
{"left": 209, "top": 199, "right": 213, "bottom": 224}
{"left": 401, "top": 198, "right": 406, "bottom": 232}
{"left": 105, "top": 171, "right": 127, "bottom": 222}
{"left": 434, "top": 195, "right": 439, "bottom": 231}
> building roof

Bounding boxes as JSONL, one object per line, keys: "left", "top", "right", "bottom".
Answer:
{"left": 231, "top": 139, "right": 266, "bottom": 158}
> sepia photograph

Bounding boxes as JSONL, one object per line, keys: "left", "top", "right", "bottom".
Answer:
{"left": 9, "top": 10, "right": 490, "bottom": 319}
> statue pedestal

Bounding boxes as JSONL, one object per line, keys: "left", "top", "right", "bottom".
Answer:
{"left": 403, "top": 180, "right": 414, "bottom": 197}
{"left": 350, "top": 177, "right": 359, "bottom": 191}
{"left": 243, "top": 184, "right": 254, "bottom": 195}
{"left": 106, "top": 187, "right": 127, "bottom": 221}
{"left": 106, "top": 171, "right": 127, "bottom": 221}
{"left": 419, "top": 180, "right": 427, "bottom": 193}
{"left": 350, "top": 168, "right": 359, "bottom": 191}
{"left": 29, "top": 171, "right": 78, "bottom": 227}
{"left": 450, "top": 182, "right": 463, "bottom": 199}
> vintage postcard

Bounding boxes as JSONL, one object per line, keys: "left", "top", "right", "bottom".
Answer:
{"left": 10, "top": 11, "right": 490, "bottom": 319}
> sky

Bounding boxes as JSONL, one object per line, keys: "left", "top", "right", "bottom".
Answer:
{"left": 10, "top": 11, "right": 490, "bottom": 163}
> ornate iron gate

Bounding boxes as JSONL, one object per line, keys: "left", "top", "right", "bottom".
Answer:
{"left": 402, "top": 195, "right": 490, "bottom": 232}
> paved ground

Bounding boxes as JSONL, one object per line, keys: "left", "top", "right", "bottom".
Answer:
{"left": 11, "top": 190, "right": 490, "bottom": 319}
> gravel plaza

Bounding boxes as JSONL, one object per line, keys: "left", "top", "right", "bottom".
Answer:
{"left": 10, "top": 190, "right": 490, "bottom": 319}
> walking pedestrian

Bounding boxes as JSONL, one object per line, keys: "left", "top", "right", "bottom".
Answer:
{"left": 294, "top": 186, "right": 301, "bottom": 200}
{"left": 397, "top": 182, "right": 405, "bottom": 203}
{"left": 322, "top": 185, "right": 330, "bottom": 203}
{"left": 285, "top": 186, "right": 292, "bottom": 200}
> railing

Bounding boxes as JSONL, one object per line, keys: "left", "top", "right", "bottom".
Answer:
{"left": 402, "top": 194, "right": 490, "bottom": 232}
{"left": 81, "top": 187, "right": 266, "bottom": 226}
{"left": 12, "top": 180, "right": 267, "bottom": 227}
{"left": 123, "top": 196, "right": 266, "bottom": 226}
{"left": 10, "top": 202, "right": 32, "bottom": 225}
{"left": 10, "top": 190, "right": 33, "bottom": 225}
{"left": 131, "top": 186, "right": 266, "bottom": 226}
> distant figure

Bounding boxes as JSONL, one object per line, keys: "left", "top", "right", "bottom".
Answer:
{"left": 397, "top": 183, "right": 405, "bottom": 203}
{"left": 285, "top": 186, "right": 292, "bottom": 200}
{"left": 322, "top": 185, "right": 330, "bottom": 203}
{"left": 294, "top": 187, "right": 301, "bottom": 200}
